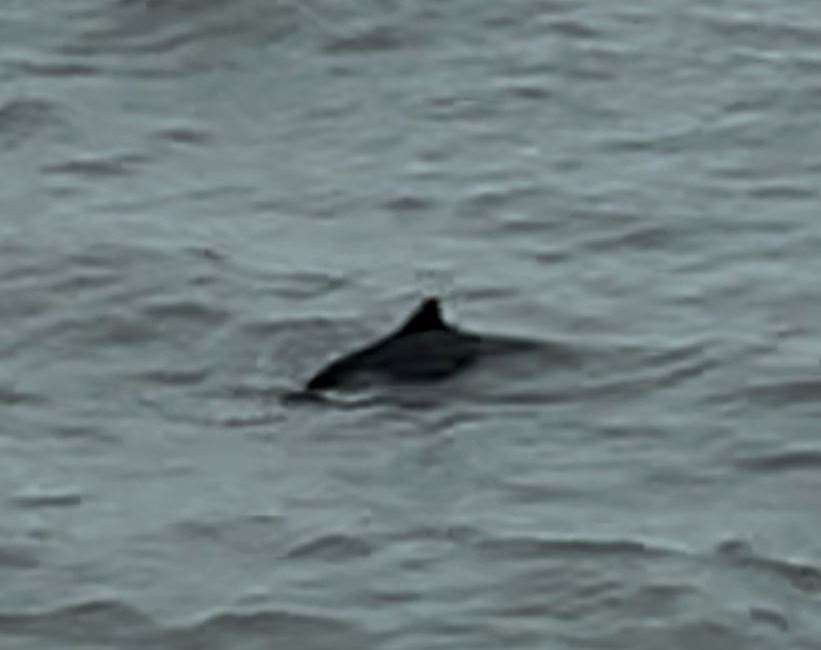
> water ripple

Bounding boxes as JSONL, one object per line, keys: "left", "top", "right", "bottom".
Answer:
{"left": 31, "top": 0, "right": 297, "bottom": 81}
{"left": 698, "top": 11, "right": 821, "bottom": 50}
{"left": 717, "top": 539, "right": 821, "bottom": 593}
{"left": 11, "top": 488, "right": 84, "bottom": 510}
{"left": 749, "top": 606, "right": 789, "bottom": 632}
{"left": 131, "top": 368, "right": 210, "bottom": 387}
{"left": 142, "top": 300, "right": 230, "bottom": 325}
{"left": 42, "top": 154, "right": 149, "bottom": 178}
{"left": 0, "top": 98, "right": 60, "bottom": 149}
{"left": 0, "top": 598, "right": 373, "bottom": 648}
{"left": 745, "top": 379, "right": 821, "bottom": 405}
{"left": 286, "top": 534, "right": 374, "bottom": 561}
{"left": 11, "top": 59, "right": 102, "bottom": 78}
{"left": 0, "top": 545, "right": 40, "bottom": 570}
{"left": 748, "top": 183, "right": 817, "bottom": 201}
{"left": 0, "top": 600, "right": 155, "bottom": 645}
{"left": 476, "top": 536, "right": 671, "bottom": 561}
{"left": 322, "top": 25, "right": 419, "bottom": 54}
{"left": 545, "top": 18, "right": 600, "bottom": 39}
{"left": 153, "top": 125, "right": 215, "bottom": 145}
{"left": 168, "top": 609, "right": 373, "bottom": 650}
{"left": 734, "top": 449, "right": 821, "bottom": 473}
{"left": 0, "top": 386, "right": 46, "bottom": 406}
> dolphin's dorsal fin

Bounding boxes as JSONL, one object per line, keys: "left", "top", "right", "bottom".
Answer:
{"left": 396, "top": 297, "right": 448, "bottom": 335}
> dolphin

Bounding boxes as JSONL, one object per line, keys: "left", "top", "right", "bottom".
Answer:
{"left": 305, "top": 297, "right": 542, "bottom": 391}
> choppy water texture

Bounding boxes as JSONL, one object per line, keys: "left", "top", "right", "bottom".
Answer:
{"left": 2, "top": 0, "right": 821, "bottom": 648}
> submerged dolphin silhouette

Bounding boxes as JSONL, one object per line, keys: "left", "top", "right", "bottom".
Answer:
{"left": 305, "top": 297, "right": 537, "bottom": 391}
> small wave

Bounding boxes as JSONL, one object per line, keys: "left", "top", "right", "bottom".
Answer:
{"left": 0, "top": 98, "right": 57, "bottom": 126}
{"left": 131, "top": 367, "right": 210, "bottom": 386}
{"left": 717, "top": 539, "right": 821, "bottom": 593}
{"left": 0, "top": 98, "right": 60, "bottom": 148}
{"left": 364, "top": 589, "right": 421, "bottom": 605}
{"left": 459, "top": 183, "right": 546, "bottom": 215}
{"left": 60, "top": 16, "right": 183, "bottom": 57}
{"left": 600, "top": 128, "right": 692, "bottom": 154}
{"left": 653, "top": 357, "right": 721, "bottom": 389}
{"left": 759, "top": 559, "right": 821, "bottom": 594}
{"left": 60, "top": 0, "right": 302, "bottom": 76}
{"left": 12, "top": 60, "right": 101, "bottom": 78}
{"left": 163, "top": 513, "right": 283, "bottom": 554}
{"left": 238, "top": 271, "right": 347, "bottom": 301}
{"left": 286, "top": 533, "right": 373, "bottom": 561}
{"left": 488, "top": 581, "right": 694, "bottom": 621}
{"left": 745, "top": 379, "right": 821, "bottom": 405}
{"left": 382, "top": 195, "right": 434, "bottom": 212}
{"left": 698, "top": 11, "right": 821, "bottom": 51}
{"left": 53, "top": 425, "right": 120, "bottom": 444}
{"left": 498, "top": 479, "right": 584, "bottom": 502}
{"left": 748, "top": 184, "right": 817, "bottom": 200}
{"left": 504, "top": 83, "right": 552, "bottom": 100}
{"left": 749, "top": 606, "right": 789, "bottom": 632}
{"left": 546, "top": 18, "right": 600, "bottom": 39}
{"left": 323, "top": 25, "right": 418, "bottom": 54}
{"left": 11, "top": 488, "right": 84, "bottom": 509}
{"left": 220, "top": 412, "right": 283, "bottom": 429}
{"left": 42, "top": 153, "right": 148, "bottom": 177}
{"left": 420, "top": 94, "right": 496, "bottom": 123}
{"left": 0, "top": 599, "right": 156, "bottom": 644}
{"left": 142, "top": 299, "right": 229, "bottom": 325}
{"left": 49, "top": 269, "right": 123, "bottom": 293}
{"left": 642, "top": 341, "right": 708, "bottom": 365}
{"left": 580, "top": 355, "right": 719, "bottom": 400}
{"left": 0, "top": 386, "right": 45, "bottom": 406}
{"left": 390, "top": 525, "right": 481, "bottom": 545}
{"left": 168, "top": 609, "right": 372, "bottom": 649}
{"left": 580, "top": 337, "right": 720, "bottom": 396}
{"left": 0, "top": 545, "right": 40, "bottom": 570}
{"left": 153, "top": 125, "right": 214, "bottom": 145}
{"left": 585, "top": 618, "right": 752, "bottom": 649}
{"left": 734, "top": 449, "right": 821, "bottom": 473}
{"left": 584, "top": 224, "right": 678, "bottom": 253}
{"left": 68, "top": 242, "right": 166, "bottom": 270}
{"left": 66, "top": 313, "right": 159, "bottom": 346}
{"left": 0, "top": 600, "right": 372, "bottom": 648}
{"left": 476, "top": 536, "right": 670, "bottom": 560}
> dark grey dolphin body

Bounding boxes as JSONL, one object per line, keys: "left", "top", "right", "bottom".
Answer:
{"left": 305, "top": 297, "right": 538, "bottom": 391}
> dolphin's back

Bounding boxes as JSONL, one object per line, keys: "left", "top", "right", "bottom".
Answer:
{"left": 306, "top": 328, "right": 480, "bottom": 390}
{"left": 305, "top": 297, "right": 485, "bottom": 390}
{"left": 303, "top": 297, "right": 575, "bottom": 392}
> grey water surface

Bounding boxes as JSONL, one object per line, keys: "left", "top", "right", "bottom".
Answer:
{"left": 2, "top": 0, "right": 821, "bottom": 648}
